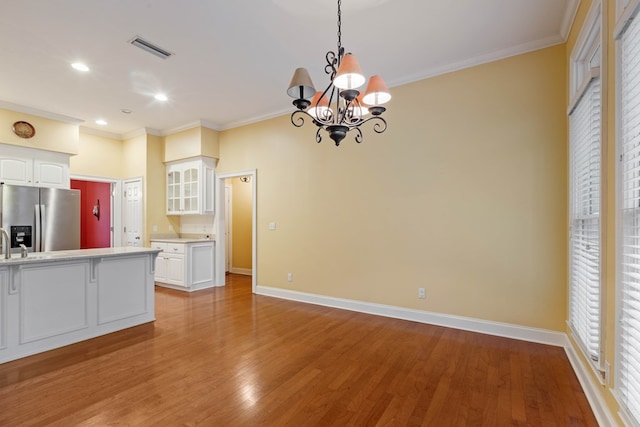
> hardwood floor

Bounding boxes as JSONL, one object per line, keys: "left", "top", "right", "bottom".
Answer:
{"left": 0, "top": 274, "right": 598, "bottom": 426}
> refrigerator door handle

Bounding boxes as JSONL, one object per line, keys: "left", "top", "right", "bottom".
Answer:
{"left": 39, "top": 204, "right": 46, "bottom": 252}
{"left": 35, "top": 204, "right": 42, "bottom": 252}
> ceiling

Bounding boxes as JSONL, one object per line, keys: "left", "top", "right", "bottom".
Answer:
{"left": 0, "top": 0, "right": 578, "bottom": 139}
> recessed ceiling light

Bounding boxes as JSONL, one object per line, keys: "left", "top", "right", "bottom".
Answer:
{"left": 96, "top": 119, "right": 107, "bottom": 125}
{"left": 71, "top": 62, "right": 90, "bottom": 72}
{"left": 154, "top": 93, "right": 168, "bottom": 102}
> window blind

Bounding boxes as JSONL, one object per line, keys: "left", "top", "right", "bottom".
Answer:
{"left": 618, "top": 7, "right": 640, "bottom": 424}
{"left": 569, "top": 76, "right": 602, "bottom": 362}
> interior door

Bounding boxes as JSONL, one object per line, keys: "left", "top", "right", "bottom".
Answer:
{"left": 123, "top": 179, "right": 143, "bottom": 247}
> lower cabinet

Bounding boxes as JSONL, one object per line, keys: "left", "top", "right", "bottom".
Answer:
{"left": 0, "top": 251, "right": 157, "bottom": 364}
{"left": 151, "top": 240, "right": 214, "bottom": 291}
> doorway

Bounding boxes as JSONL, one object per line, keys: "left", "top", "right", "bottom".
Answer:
{"left": 70, "top": 175, "right": 122, "bottom": 247}
{"left": 215, "top": 170, "right": 256, "bottom": 292}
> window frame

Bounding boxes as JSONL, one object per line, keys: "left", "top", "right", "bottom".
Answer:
{"left": 615, "top": 0, "right": 640, "bottom": 425}
{"left": 567, "top": 0, "right": 605, "bottom": 378}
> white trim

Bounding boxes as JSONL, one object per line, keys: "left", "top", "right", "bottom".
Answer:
{"left": 387, "top": 35, "right": 565, "bottom": 89}
{"left": 230, "top": 267, "right": 252, "bottom": 276}
{"left": 256, "top": 286, "right": 566, "bottom": 346}
{"left": 564, "top": 342, "right": 619, "bottom": 427}
{"left": 614, "top": 0, "right": 640, "bottom": 39}
{"left": 215, "top": 169, "right": 257, "bottom": 293}
{"left": 257, "top": 285, "right": 618, "bottom": 425}
{"left": 0, "top": 100, "right": 84, "bottom": 125}
{"left": 163, "top": 119, "right": 221, "bottom": 135}
{"left": 567, "top": 67, "right": 600, "bottom": 114}
{"left": 79, "top": 126, "right": 122, "bottom": 140}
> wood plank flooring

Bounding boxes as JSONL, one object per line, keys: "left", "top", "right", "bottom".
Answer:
{"left": 0, "top": 274, "right": 598, "bottom": 426}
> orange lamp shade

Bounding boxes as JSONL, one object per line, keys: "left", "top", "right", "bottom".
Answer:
{"left": 308, "top": 91, "right": 330, "bottom": 119}
{"left": 333, "top": 54, "right": 366, "bottom": 90}
{"left": 287, "top": 68, "right": 316, "bottom": 99}
{"left": 362, "top": 75, "right": 391, "bottom": 105}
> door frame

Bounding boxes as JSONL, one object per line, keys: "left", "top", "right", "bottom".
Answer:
{"left": 70, "top": 174, "right": 122, "bottom": 247}
{"left": 215, "top": 169, "right": 256, "bottom": 293}
{"left": 224, "top": 183, "right": 233, "bottom": 273}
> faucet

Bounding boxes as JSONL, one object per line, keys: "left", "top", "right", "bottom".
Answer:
{"left": 19, "top": 244, "right": 28, "bottom": 258}
{"left": 0, "top": 228, "right": 9, "bottom": 259}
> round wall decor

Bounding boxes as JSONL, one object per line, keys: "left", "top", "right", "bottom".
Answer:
{"left": 12, "top": 121, "right": 36, "bottom": 139}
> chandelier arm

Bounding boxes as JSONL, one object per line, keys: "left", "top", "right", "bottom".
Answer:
{"left": 360, "top": 116, "right": 388, "bottom": 134}
{"left": 354, "top": 127, "right": 363, "bottom": 144}
{"left": 325, "top": 51, "right": 338, "bottom": 78}
{"left": 291, "top": 110, "right": 312, "bottom": 128}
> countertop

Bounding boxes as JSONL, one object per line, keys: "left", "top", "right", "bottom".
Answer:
{"left": 0, "top": 247, "right": 161, "bottom": 266}
{"left": 150, "top": 238, "right": 215, "bottom": 244}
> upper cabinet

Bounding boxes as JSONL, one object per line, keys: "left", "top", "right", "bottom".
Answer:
{"left": 0, "top": 145, "right": 70, "bottom": 188}
{"left": 166, "top": 157, "right": 215, "bottom": 215}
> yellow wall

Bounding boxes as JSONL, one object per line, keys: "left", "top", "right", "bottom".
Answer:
{"left": 0, "top": 108, "right": 78, "bottom": 154}
{"left": 163, "top": 126, "right": 220, "bottom": 162}
{"left": 217, "top": 44, "right": 567, "bottom": 331}
{"left": 231, "top": 177, "right": 252, "bottom": 269}
{"left": 72, "top": 132, "right": 124, "bottom": 178}
{"left": 146, "top": 134, "right": 174, "bottom": 241}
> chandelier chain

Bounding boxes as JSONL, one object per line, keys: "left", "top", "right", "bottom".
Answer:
{"left": 337, "top": 0, "right": 342, "bottom": 56}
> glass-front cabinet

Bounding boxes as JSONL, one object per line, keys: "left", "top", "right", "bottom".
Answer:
{"left": 165, "top": 157, "right": 215, "bottom": 215}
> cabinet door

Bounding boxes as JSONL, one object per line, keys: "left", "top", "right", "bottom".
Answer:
{"left": 0, "top": 157, "right": 32, "bottom": 185}
{"left": 182, "top": 165, "right": 199, "bottom": 214}
{"left": 166, "top": 254, "right": 185, "bottom": 286}
{"left": 166, "top": 168, "right": 182, "bottom": 214}
{"left": 202, "top": 162, "right": 215, "bottom": 215}
{"left": 154, "top": 255, "right": 167, "bottom": 282}
{"left": 33, "top": 160, "right": 69, "bottom": 188}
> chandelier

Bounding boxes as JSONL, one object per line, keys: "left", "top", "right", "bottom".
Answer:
{"left": 286, "top": 0, "right": 391, "bottom": 146}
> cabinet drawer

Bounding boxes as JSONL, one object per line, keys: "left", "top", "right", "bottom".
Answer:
{"left": 166, "top": 243, "right": 185, "bottom": 254}
{"left": 150, "top": 242, "right": 167, "bottom": 252}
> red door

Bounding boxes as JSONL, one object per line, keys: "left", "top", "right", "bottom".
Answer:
{"left": 70, "top": 180, "right": 111, "bottom": 248}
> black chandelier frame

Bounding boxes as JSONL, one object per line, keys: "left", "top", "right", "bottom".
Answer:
{"left": 289, "top": 0, "right": 388, "bottom": 146}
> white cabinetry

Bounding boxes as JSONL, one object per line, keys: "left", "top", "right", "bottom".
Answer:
{"left": 0, "top": 268, "right": 7, "bottom": 358}
{"left": 0, "top": 249, "right": 158, "bottom": 364}
{"left": 166, "top": 157, "right": 215, "bottom": 215}
{"left": 0, "top": 145, "right": 70, "bottom": 188}
{"left": 152, "top": 240, "right": 214, "bottom": 291}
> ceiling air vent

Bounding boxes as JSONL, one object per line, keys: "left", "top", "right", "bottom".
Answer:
{"left": 129, "top": 36, "right": 173, "bottom": 59}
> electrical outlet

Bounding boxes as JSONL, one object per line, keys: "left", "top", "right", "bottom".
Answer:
{"left": 287, "top": 273, "right": 293, "bottom": 282}
{"left": 418, "top": 288, "right": 426, "bottom": 299}
{"left": 269, "top": 222, "right": 277, "bottom": 230}
{"left": 169, "top": 225, "right": 174, "bottom": 232}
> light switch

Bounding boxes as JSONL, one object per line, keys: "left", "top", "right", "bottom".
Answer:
{"left": 269, "top": 222, "right": 276, "bottom": 230}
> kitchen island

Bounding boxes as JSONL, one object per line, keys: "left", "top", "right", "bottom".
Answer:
{"left": 0, "top": 247, "right": 160, "bottom": 364}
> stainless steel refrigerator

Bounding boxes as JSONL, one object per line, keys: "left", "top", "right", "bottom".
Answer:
{"left": 0, "top": 184, "right": 80, "bottom": 254}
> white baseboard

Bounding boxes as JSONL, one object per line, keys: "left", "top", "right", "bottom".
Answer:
{"left": 256, "top": 286, "right": 565, "bottom": 346}
{"left": 564, "top": 340, "right": 618, "bottom": 427}
{"left": 230, "top": 267, "right": 252, "bottom": 276}
{"left": 256, "top": 285, "right": 617, "bottom": 426}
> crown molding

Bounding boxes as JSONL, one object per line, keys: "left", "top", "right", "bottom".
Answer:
{"left": 388, "top": 34, "right": 564, "bottom": 89}
{"left": 0, "top": 100, "right": 84, "bottom": 125}
{"left": 79, "top": 126, "right": 123, "bottom": 140}
{"left": 163, "top": 119, "right": 222, "bottom": 135}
